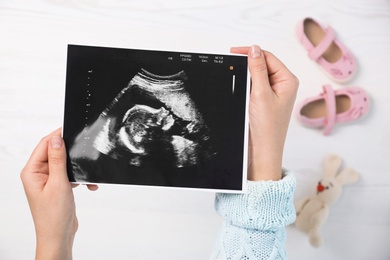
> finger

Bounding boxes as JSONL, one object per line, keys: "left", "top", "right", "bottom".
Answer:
{"left": 47, "top": 135, "right": 69, "bottom": 185}
{"left": 262, "top": 51, "right": 299, "bottom": 95}
{"left": 24, "top": 128, "right": 62, "bottom": 170}
{"left": 22, "top": 137, "right": 49, "bottom": 176}
{"left": 263, "top": 51, "right": 294, "bottom": 82}
{"left": 71, "top": 183, "right": 99, "bottom": 191}
{"left": 20, "top": 136, "right": 50, "bottom": 192}
{"left": 231, "top": 46, "right": 295, "bottom": 82}
{"left": 247, "top": 45, "right": 271, "bottom": 96}
{"left": 21, "top": 128, "right": 63, "bottom": 187}
{"left": 87, "top": 184, "right": 99, "bottom": 191}
{"left": 230, "top": 46, "right": 250, "bottom": 55}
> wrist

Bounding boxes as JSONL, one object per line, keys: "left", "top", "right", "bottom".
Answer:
{"left": 248, "top": 145, "right": 283, "bottom": 181}
{"left": 36, "top": 236, "right": 74, "bottom": 260}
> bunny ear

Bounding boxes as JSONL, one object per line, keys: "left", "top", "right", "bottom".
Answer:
{"left": 323, "top": 154, "right": 342, "bottom": 178}
{"left": 336, "top": 168, "right": 359, "bottom": 185}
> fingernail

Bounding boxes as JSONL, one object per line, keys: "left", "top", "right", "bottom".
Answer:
{"left": 50, "top": 136, "right": 63, "bottom": 149}
{"left": 251, "top": 45, "right": 262, "bottom": 58}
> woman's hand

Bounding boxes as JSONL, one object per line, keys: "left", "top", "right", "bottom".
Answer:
{"left": 20, "top": 128, "right": 98, "bottom": 260}
{"left": 231, "top": 45, "right": 299, "bottom": 181}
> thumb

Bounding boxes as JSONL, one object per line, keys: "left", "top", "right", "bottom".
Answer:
{"left": 47, "top": 135, "right": 69, "bottom": 184}
{"left": 247, "top": 45, "right": 271, "bottom": 96}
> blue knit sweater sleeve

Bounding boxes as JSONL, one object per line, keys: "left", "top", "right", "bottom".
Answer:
{"left": 211, "top": 171, "right": 296, "bottom": 259}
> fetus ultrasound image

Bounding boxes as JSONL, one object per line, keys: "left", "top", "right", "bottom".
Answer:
{"left": 63, "top": 45, "right": 248, "bottom": 191}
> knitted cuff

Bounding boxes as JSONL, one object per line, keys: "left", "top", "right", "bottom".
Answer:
{"left": 214, "top": 170, "right": 296, "bottom": 231}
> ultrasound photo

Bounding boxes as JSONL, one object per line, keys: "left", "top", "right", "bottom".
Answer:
{"left": 63, "top": 45, "right": 249, "bottom": 192}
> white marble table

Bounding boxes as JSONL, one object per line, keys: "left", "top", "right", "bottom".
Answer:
{"left": 1, "top": 0, "right": 389, "bottom": 259}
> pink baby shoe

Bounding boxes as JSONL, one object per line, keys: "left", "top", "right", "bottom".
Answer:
{"left": 296, "top": 18, "right": 357, "bottom": 82}
{"left": 295, "top": 84, "right": 370, "bottom": 135}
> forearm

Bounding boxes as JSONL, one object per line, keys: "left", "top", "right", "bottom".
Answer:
{"left": 248, "top": 140, "right": 285, "bottom": 181}
{"left": 248, "top": 147, "right": 283, "bottom": 181}
{"left": 248, "top": 122, "right": 288, "bottom": 182}
{"left": 216, "top": 171, "right": 295, "bottom": 229}
{"left": 212, "top": 172, "right": 296, "bottom": 259}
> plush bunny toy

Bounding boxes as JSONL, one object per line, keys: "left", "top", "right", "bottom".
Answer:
{"left": 294, "top": 154, "right": 359, "bottom": 247}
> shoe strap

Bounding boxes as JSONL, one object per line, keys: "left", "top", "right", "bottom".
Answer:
{"left": 308, "top": 26, "right": 335, "bottom": 61}
{"left": 322, "top": 84, "right": 336, "bottom": 135}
